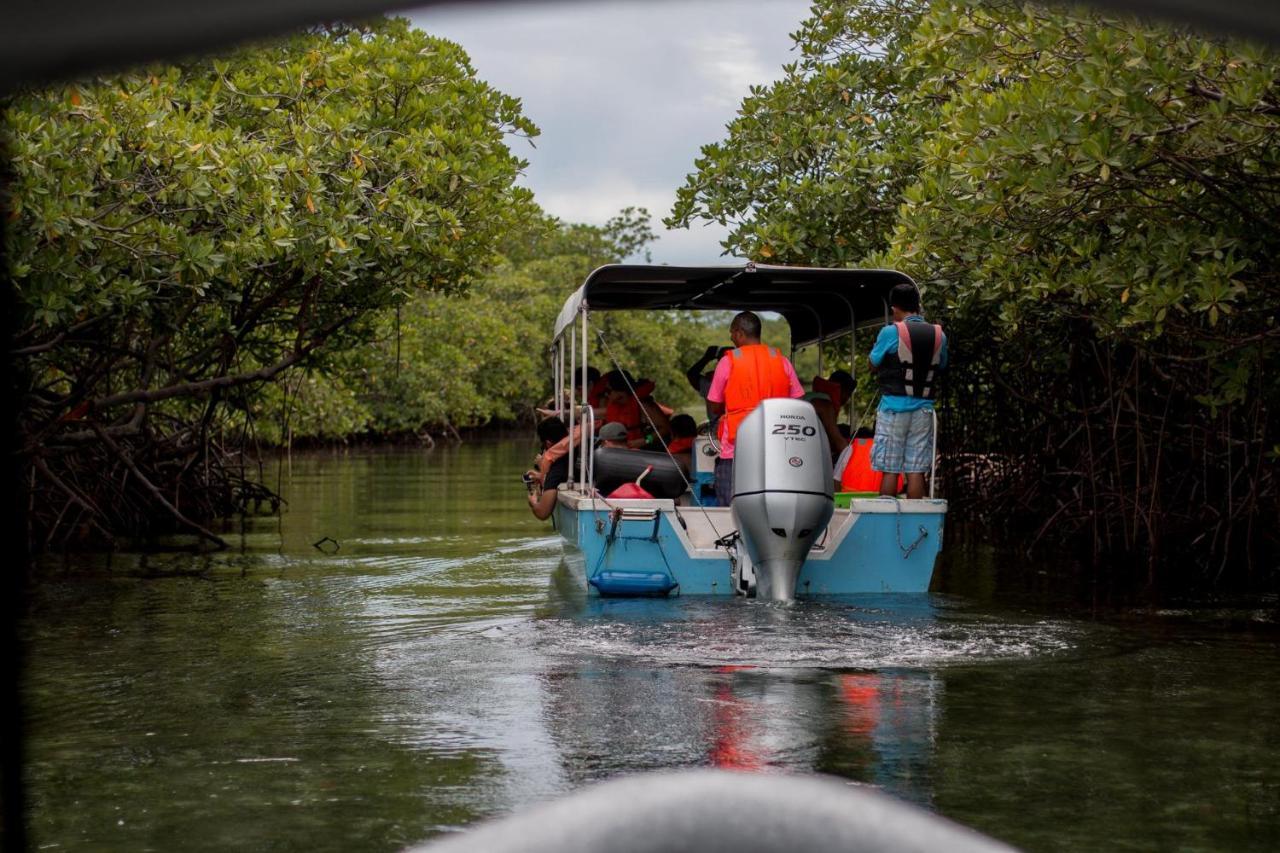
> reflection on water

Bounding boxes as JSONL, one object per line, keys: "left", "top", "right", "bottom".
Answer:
{"left": 21, "top": 445, "right": 1280, "bottom": 852}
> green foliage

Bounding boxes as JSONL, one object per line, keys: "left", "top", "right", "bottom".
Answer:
{"left": 260, "top": 210, "right": 724, "bottom": 442}
{"left": 8, "top": 18, "right": 538, "bottom": 423}
{"left": 8, "top": 18, "right": 540, "bottom": 544}
{"left": 667, "top": 1, "right": 927, "bottom": 264}
{"left": 671, "top": 0, "right": 1280, "bottom": 583}
{"left": 890, "top": 4, "right": 1279, "bottom": 350}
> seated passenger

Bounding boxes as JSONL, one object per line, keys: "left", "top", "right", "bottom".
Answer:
{"left": 595, "top": 369, "right": 672, "bottom": 448}
{"left": 812, "top": 369, "right": 856, "bottom": 411}
{"left": 666, "top": 414, "right": 697, "bottom": 471}
{"left": 596, "top": 421, "right": 631, "bottom": 449}
{"left": 833, "top": 426, "right": 902, "bottom": 493}
{"left": 526, "top": 417, "right": 572, "bottom": 520}
{"left": 802, "top": 388, "right": 849, "bottom": 457}
{"left": 585, "top": 366, "right": 609, "bottom": 407}
{"left": 535, "top": 366, "right": 601, "bottom": 418}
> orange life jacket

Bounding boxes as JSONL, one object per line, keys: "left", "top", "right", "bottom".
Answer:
{"left": 587, "top": 376, "right": 610, "bottom": 407}
{"left": 604, "top": 380, "right": 657, "bottom": 441}
{"left": 723, "top": 344, "right": 793, "bottom": 445}
{"left": 667, "top": 436, "right": 694, "bottom": 454}
{"left": 839, "top": 438, "right": 902, "bottom": 492}
{"left": 812, "top": 376, "right": 845, "bottom": 410}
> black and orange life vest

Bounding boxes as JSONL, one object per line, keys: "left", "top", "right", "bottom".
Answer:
{"left": 878, "top": 321, "right": 944, "bottom": 399}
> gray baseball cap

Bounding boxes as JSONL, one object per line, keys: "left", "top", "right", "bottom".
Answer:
{"left": 597, "top": 422, "right": 628, "bottom": 441}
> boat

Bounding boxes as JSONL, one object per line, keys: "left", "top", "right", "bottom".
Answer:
{"left": 548, "top": 262, "right": 946, "bottom": 600}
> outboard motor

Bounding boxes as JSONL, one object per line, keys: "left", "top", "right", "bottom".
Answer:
{"left": 731, "top": 399, "right": 834, "bottom": 601}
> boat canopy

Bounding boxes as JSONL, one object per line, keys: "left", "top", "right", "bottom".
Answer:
{"left": 552, "top": 263, "right": 915, "bottom": 348}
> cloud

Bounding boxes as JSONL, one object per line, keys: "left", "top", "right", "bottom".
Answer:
{"left": 685, "top": 32, "right": 780, "bottom": 109}
{"left": 410, "top": 0, "right": 810, "bottom": 264}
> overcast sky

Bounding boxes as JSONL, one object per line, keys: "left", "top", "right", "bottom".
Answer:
{"left": 409, "top": 0, "right": 813, "bottom": 265}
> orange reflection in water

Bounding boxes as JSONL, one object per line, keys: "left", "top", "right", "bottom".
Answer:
{"left": 838, "top": 672, "right": 883, "bottom": 739}
{"left": 708, "top": 665, "right": 763, "bottom": 771}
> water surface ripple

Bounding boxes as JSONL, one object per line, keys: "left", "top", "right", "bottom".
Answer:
{"left": 22, "top": 446, "right": 1280, "bottom": 853}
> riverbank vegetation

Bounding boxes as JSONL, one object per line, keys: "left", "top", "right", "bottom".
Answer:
{"left": 668, "top": 0, "right": 1280, "bottom": 590}
{"left": 248, "top": 208, "right": 722, "bottom": 447}
{"left": 8, "top": 20, "right": 543, "bottom": 548}
{"left": 6, "top": 20, "right": 719, "bottom": 548}
{"left": 9, "top": 5, "right": 1278, "bottom": 592}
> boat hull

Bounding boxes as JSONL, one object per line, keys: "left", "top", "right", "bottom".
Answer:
{"left": 554, "top": 490, "right": 945, "bottom": 596}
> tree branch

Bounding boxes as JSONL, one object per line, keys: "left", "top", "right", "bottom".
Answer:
{"left": 89, "top": 423, "right": 228, "bottom": 549}
{"left": 88, "top": 315, "right": 352, "bottom": 409}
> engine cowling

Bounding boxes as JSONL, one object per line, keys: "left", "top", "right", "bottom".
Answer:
{"left": 730, "top": 399, "right": 834, "bottom": 601}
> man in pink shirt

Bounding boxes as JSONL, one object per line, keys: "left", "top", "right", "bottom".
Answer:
{"left": 706, "top": 312, "right": 805, "bottom": 506}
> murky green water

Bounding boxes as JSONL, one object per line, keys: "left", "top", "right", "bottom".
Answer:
{"left": 22, "top": 444, "right": 1280, "bottom": 852}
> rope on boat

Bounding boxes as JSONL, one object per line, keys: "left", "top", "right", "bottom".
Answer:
{"left": 893, "top": 499, "right": 928, "bottom": 559}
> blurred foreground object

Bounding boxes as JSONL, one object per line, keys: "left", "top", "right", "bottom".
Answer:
{"left": 410, "top": 769, "right": 1014, "bottom": 853}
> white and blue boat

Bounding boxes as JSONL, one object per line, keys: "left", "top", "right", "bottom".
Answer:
{"left": 547, "top": 263, "right": 946, "bottom": 600}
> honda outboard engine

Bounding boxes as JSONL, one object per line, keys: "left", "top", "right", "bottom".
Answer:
{"left": 731, "top": 399, "right": 834, "bottom": 601}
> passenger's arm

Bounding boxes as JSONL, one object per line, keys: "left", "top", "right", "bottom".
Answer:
{"left": 813, "top": 399, "right": 848, "bottom": 454}
{"left": 705, "top": 355, "right": 732, "bottom": 418}
{"left": 528, "top": 487, "right": 558, "bottom": 521}
{"left": 686, "top": 346, "right": 720, "bottom": 392}
{"left": 644, "top": 399, "right": 671, "bottom": 439}
{"left": 868, "top": 326, "right": 894, "bottom": 371}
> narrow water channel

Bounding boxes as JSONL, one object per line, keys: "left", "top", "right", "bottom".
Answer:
{"left": 22, "top": 444, "right": 1280, "bottom": 852}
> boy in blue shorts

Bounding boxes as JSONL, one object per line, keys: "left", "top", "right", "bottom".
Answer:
{"left": 868, "top": 283, "right": 948, "bottom": 499}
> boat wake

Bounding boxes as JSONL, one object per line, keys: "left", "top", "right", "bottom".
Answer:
{"left": 519, "top": 596, "right": 1107, "bottom": 670}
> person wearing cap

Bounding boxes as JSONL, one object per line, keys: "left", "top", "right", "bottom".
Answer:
{"left": 595, "top": 421, "right": 631, "bottom": 449}
{"left": 706, "top": 311, "right": 805, "bottom": 505}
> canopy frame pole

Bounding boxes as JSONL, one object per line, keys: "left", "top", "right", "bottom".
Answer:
{"left": 556, "top": 340, "right": 565, "bottom": 417}
{"left": 843, "top": 297, "right": 857, "bottom": 425}
{"left": 802, "top": 306, "right": 825, "bottom": 376}
{"left": 568, "top": 321, "right": 576, "bottom": 488}
{"left": 930, "top": 408, "right": 938, "bottom": 499}
{"left": 580, "top": 305, "right": 590, "bottom": 488}
{"left": 849, "top": 321, "right": 857, "bottom": 425}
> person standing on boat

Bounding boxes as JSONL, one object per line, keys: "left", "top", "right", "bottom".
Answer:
{"left": 706, "top": 311, "right": 805, "bottom": 506}
{"left": 868, "top": 283, "right": 948, "bottom": 499}
{"left": 526, "top": 417, "right": 573, "bottom": 521}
